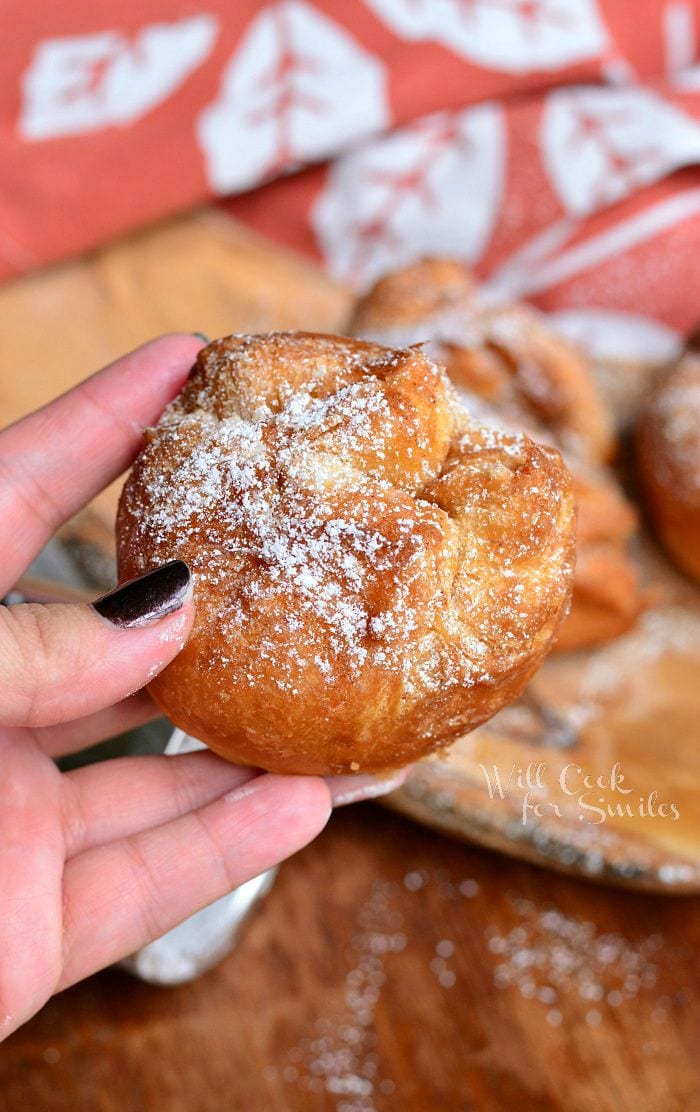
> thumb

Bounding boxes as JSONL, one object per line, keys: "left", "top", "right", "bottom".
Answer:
{"left": 0, "top": 561, "right": 194, "bottom": 728}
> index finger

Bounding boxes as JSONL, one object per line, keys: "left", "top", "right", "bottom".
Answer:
{"left": 0, "top": 334, "right": 202, "bottom": 592}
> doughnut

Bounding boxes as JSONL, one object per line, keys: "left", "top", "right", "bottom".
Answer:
{"left": 555, "top": 469, "right": 641, "bottom": 650}
{"left": 350, "top": 257, "right": 615, "bottom": 464}
{"left": 117, "top": 332, "right": 576, "bottom": 774}
{"left": 351, "top": 259, "right": 643, "bottom": 652}
{"left": 637, "top": 348, "right": 700, "bottom": 584}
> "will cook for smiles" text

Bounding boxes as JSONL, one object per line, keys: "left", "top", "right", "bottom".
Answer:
{"left": 478, "top": 761, "right": 681, "bottom": 826}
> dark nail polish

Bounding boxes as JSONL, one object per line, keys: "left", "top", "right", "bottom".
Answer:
{"left": 192, "top": 332, "right": 210, "bottom": 344}
{"left": 686, "top": 326, "right": 700, "bottom": 353}
{"left": 92, "top": 561, "right": 191, "bottom": 629}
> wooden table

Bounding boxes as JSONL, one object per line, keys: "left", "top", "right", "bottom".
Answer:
{"left": 0, "top": 212, "right": 698, "bottom": 1111}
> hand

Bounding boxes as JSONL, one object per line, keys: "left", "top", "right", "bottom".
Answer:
{"left": 0, "top": 336, "right": 407, "bottom": 1041}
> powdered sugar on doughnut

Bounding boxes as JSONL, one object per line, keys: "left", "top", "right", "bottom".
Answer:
{"left": 116, "top": 332, "right": 575, "bottom": 773}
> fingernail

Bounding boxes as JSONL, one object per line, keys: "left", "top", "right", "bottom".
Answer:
{"left": 328, "top": 768, "right": 410, "bottom": 807}
{"left": 192, "top": 332, "right": 210, "bottom": 344}
{"left": 92, "top": 560, "right": 191, "bottom": 629}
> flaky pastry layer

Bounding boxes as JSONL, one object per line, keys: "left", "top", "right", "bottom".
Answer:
{"left": 351, "top": 259, "right": 643, "bottom": 653}
{"left": 118, "top": 332, "right": 575, "bottom": 774}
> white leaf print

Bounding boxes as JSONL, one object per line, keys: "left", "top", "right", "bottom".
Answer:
{"left": 197, "top": 1, "right": 388, "bottom": 195}
{"left": 19, "top": 17, "right": 218, "bottom": 140}
{"left": 364, "top": 0, "right": 608, "bottom": 74}
{"left": 542, "top": 86, "right": 700, "bottom": 216}
{"left": 312, "top": 104, "right": 505, "bottom": 286}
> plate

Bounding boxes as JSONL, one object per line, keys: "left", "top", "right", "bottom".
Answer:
{"left": 387, "top": 535, "right": 700, "bottom": 892}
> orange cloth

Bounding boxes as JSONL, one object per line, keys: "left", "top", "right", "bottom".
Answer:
{"left": 3, "top": 1, "right": 700, "bottom": 355}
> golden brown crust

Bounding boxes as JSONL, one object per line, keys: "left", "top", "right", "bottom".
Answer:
{"left": 117, "top": 331, "right": 576, "bottom": 774}
{"left": 552, "top": 470, "right": 642, "bottom": 651}
{"left": 637, "top": 352, "right": 700, "bottom": 584}
{"left": 350, "top": 258, "right": 615, "bottom": 464}
{"left": 351, "top": 259, "right": 643, "bottom": 653}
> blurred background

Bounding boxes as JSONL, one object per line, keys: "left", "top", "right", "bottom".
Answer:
{"left": 1, "top": 2, "right": 700, "bottom": 1110}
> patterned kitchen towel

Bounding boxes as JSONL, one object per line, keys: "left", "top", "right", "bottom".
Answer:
{"left": 3, "top": 1, "right": 700, "bottom": 356}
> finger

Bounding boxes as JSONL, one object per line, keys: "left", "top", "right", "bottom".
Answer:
{"left": 33, "top": 690, "right": 159, "bottom": 759}
{"left": 0, "top": 569, "right": 193, "bottom": 728}
{"left": 59, "top": 774, "right": 331, "bottom": 989}
{"left": 0, "top": 334, "right": 202, "bottom": 591}
{"left": 326, "top": 767, "right": 412, "bottom": 806}
{"left": 61, "top": 751, "right": 258, "bottom": 858}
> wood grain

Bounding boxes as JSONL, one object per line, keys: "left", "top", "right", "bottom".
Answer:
{"left": 1, "top": 808, "right": 698, "bottom": 1112}
{"left": 0, "top": 207, "right": 699, "bottom": 1110}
